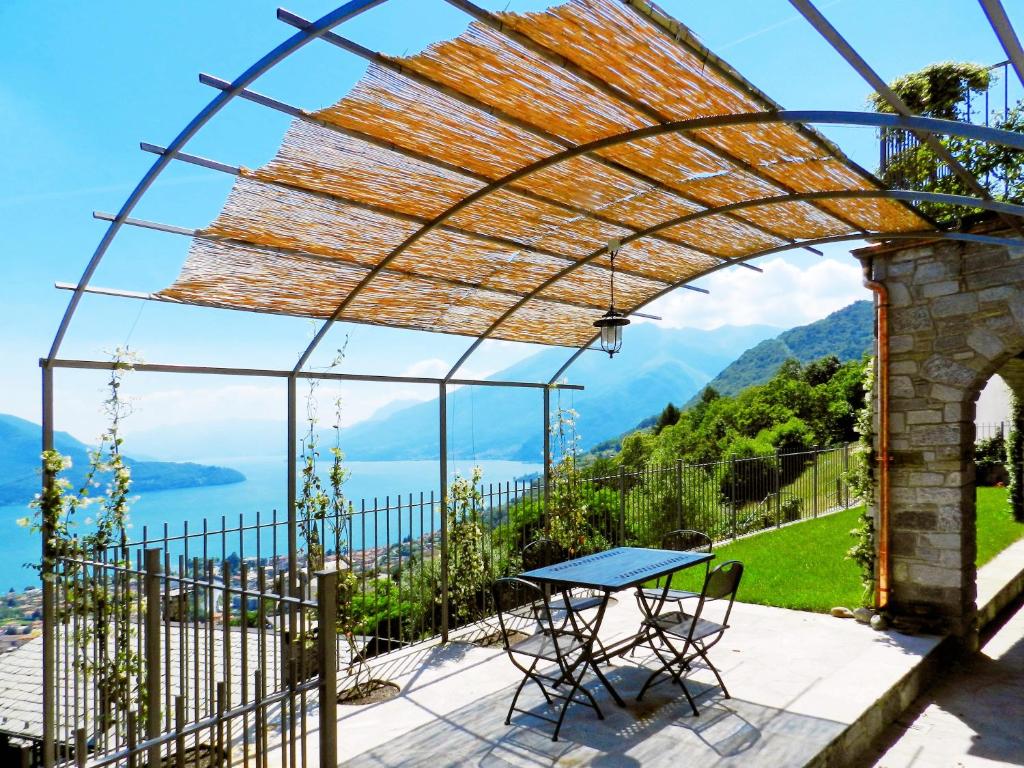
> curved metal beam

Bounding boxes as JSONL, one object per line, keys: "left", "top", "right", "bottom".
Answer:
{"left": 979, "top": 0, "right": 1024, "bottom": 88}
{"left": 45, "top": 0, "right": 388, "bottom": 363}
{"left": 446, "top": 189, "right": 1024, "bottom": 381}
{"left": 789, "top": 0, "right": 1023, "bottom": 237}
{"left": 296, "top": 108, "right": 1024, "bottom": 375}
{"left": 547, "top": 228, "right": 1023, "bottom": 385}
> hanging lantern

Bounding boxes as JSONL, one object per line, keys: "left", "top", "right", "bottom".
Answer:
{"left": 593, "top": 239, "right": 630, "bottom": 357}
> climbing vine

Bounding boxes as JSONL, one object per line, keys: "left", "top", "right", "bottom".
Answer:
{"left": 446, "top": 467, "right": 488, "bottom": 625}
{"left": 27, "top": 348, "right": 145, "bottom": 731}
{"left": 846, "top": 359, "right": 877, "bottom": 607}
{"left": 547, "top": 400, "right": 607, "bottom": 556}
{"left": 1008, "top": 392, "right": 1024, "bottom": 523}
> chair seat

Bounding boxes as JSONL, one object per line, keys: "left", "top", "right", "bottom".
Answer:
{"left": 550, "top": 594, "right": 604, "bottom": 613}
{"left": 644, "top": 610, "right": 725, "bottom": 642}
{"left": 637, "top": 587, "right": 700, "bottom": 605}
{"left": 510, "top": 630, "right": 585, "bottom": 661}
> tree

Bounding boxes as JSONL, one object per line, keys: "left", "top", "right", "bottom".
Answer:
{"left": 654, "top": 403, "right": 681, "bottom": 434}
{"left": 871, "top": 61, "right": 1024, "bottom": 224}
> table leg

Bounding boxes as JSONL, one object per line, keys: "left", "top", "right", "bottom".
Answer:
{"left": 564, "top": 589, "right": 625, "bottom": 708}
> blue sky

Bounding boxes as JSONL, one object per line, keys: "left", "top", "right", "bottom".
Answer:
{"left": 1, "top": 0, "right": 1019, "bottom": 443}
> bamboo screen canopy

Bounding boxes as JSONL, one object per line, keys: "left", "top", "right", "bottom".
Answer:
{"left": 158, "top": 0, "right": 931, "bottom": 348}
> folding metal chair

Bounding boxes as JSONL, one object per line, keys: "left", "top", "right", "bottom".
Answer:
{"left": 635, "top": 529, "right": 713, "bottom": 614}
{"left": 636, "top": 560, "right": 744, "bottom": 716}
{"left": 521, "top": 538, "right": 608, "bottom": 655}
{"left": 492, "top": 577, "right": 605, "bottom": 741}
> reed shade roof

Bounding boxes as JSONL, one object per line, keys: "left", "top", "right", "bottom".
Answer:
{"left": 159, "top": 0, "right": 931, "bottom": 348}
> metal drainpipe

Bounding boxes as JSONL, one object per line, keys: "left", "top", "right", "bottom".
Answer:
{"left": 861, "top": 256, "right": 891, "bottom": 609}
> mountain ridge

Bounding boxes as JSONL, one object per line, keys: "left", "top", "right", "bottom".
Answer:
{"left": 0, "top": 414, "right": 245, "bottom": 506}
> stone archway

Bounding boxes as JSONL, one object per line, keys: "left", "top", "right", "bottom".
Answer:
{"left": 856, "top": 231, "right": 1024, "bottom": 639}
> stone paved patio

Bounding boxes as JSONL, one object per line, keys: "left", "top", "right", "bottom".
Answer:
{"left": 317, "top": 596, "right": 940, "bottom": 767}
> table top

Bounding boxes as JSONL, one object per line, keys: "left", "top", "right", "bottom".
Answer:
{"left": 520, "top": 546, "right": 713, "bottom": 591}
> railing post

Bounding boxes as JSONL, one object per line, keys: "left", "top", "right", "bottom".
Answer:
{"left": 775, "top": 450, "right": 783, "bottom": 528}
{"left": 316, "top": 568, "right": 338, "bottom": 768}
{"left": 730, "top": 455, "right": 737, "bottom": 540}
{"left": 438, "top": 383, "right": 449, "bottom": 642}
{"left": 813, "top": 445, "right": 820, "bottom": 518}
{"left": 618, "top": 467, "right": 626, "bottom": 546}
{"left": 144, "top": 548, "right": 162, "bottom": 768}
{"left": 675, "top": 460, "right": 683, "bottom": 530}
{"left": 844, "top": 442, "right": 850, "bottom": 508}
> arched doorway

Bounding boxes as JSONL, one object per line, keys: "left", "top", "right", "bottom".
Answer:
{"left": 856, "top": 233, "right": 1024, "bottom": 640}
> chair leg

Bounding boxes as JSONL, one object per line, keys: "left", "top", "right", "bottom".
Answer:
{"left": 552, "top": 676, "right": 584, "bottom": 742}
{"left": 697, "top": 647, "right": 730, "bottom": 699}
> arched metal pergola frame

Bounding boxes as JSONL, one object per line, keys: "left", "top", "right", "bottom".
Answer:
{"left": 38, "top": 2, "right": 1024, "bottom": 763}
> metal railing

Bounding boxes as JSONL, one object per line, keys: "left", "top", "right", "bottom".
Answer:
{"left": 44, "top": 443, "right": 855, "bottom": 767}
{"left": 49, "top": 547, "right": 336, "bottom": 768}
{"left": 879, "top": 60, "right": 1021, "bottom": 195}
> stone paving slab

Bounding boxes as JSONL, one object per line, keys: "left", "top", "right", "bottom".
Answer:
{"left": 328, "top": 598, "right": 940, "bottom": 768}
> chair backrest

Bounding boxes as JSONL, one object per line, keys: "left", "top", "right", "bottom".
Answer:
{"left": 661, "top": 529, "right": 713, "bottom": 554}
{"left": 491, "top": 577, "right": 556, "bottom": 648}
{"left": 689, "top": 560, "right": 743, "bottom": 641}
{"left": 521, "top": 538, "right": 565, "bottom": 571}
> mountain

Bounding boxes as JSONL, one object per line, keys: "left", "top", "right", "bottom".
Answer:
{"left": 335, "top": 322, "right": 779, "bottom": 462}
{"left": 684, "top": 300, "right": 874, "bottom": 406}
{"left": 0, "top": 414, "right": 245, "bottom": 506}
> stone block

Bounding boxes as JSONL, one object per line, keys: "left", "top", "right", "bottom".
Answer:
{"left": 890, "top": 360, "right": 918, "bottom": 375}
{"left": 929, "top": 383, "right": 962, "bottom": 402}
{"left": 891, "top": 306, "right": 932, "bottom": 333}
{"left": 966, "top": 328, "right": 1005, "bottom": 360}
{"left": 888, "top": 281, "right": 912, "bottom": 307}
{"left": 890, "top": 375, "right": 916, "bottom": 398}
{"left": 908, "top": 471, "right": 944, "bottom": 486}
{"left": 910, "top": 424, "right": 961, "bottom": 447}
{"left": 930, "top": 293, "right": 979, "bottom": 318}
{"left": 907, "top": 563, "right": 962, "bottom": 589}
{"left": 887, "top": 260, "right": 914, "bottom": 277}
{"left": 919, "top": 280, "right": 959, "bottom": 299}
{"left": 917, "top": 486, "right": 963, "bottom": 504}
{"left": 893, "top": 510, "right": 937, "bottom": 530}
{"left": 889, "top": 334, "right": 915, "bottom": 354}
{"left": 914, "top": 261, "right": 951, "bottom": 283}
{"left": 979, "top": 284, "right": 1016, "bottom": 303}
{"left": 920, "top": 532, "right": 962, "bottom": 551}
{"left": 967, "top": 264, "right": 1024, "bottom": 291}
{"left": 921, "top": 354, "right": 977, "bottom": 388}
{"left": 906, "top": 409, "right": 942, "bottom": 425}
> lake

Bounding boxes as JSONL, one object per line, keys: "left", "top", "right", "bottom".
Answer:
{"left": 0, "top": 458, "right": 541, "bottom": 592}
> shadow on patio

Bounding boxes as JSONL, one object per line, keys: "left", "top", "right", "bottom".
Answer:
{"left": 335, "top": 598, "right": 940, "bottom": 767}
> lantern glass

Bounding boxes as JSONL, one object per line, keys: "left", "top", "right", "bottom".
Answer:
{"left": 600, "top": 323, "right": 621, "bottom": 354}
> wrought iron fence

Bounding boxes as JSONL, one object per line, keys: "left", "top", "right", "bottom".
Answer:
{"left": 878, "top": 60, "right": 1021, "bottom": 195}
{"left": 48, "top": 546, "right": 336, "bottom": 768}
{"left": 45, "top": 443, "right": 854, "bottom": 767}
{"left": 976, "top": 422, "right": 1008, "bottom": 443}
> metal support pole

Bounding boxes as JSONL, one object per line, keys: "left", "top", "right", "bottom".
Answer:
{"left": 287, "top": 376, "right": 298, "bottom": 592}
{"left": 844, "top": 443, "right": 850, "bottom": 508}
{"left": 144, "top": 549, "right": 162, "bottom": 768}
{"left": 316, "top": 569, "right": 338, "bottom": 768}
{"left": 41, "top": 365, "right": 55, "bottom": 768}
{"left": 543, "top": 387, "right": 551, "bottom": 515}
{"left": 438, "top": 384, "right": 449, "bottom": 642}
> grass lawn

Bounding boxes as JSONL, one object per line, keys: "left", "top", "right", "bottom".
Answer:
{"left": 669, "top": 486, "right": 1024, "bottom": 614}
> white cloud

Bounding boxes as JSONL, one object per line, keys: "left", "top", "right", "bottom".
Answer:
{"left": 645, "top": 255, "right": 867, "bottom": 331}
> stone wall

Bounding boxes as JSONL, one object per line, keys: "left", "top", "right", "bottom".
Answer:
{"left": 859, "top": 232, "right": 1024, "bottom": 638}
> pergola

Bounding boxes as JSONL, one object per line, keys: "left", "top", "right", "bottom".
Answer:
{"left": 38, "top": 1, "right": 1024, "bottom": 765}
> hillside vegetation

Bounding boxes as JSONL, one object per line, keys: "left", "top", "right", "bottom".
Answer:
{"left": 589, "top": 355, "right": 867, "bottom": 475}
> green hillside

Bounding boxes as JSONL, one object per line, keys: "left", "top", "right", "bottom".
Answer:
{"left": 0, "top": 414, "right": 245, "bottom": 506}
{"left": 684, "top": 300, "right": 874, "bottom": 405}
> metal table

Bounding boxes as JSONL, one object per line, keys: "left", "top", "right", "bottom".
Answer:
{"left": 521, "top": 546, "right": 713, "bottom": 705}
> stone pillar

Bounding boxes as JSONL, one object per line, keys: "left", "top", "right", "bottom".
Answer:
{"left": 857, "top": 232, "right": 1024, "bottom": 638}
